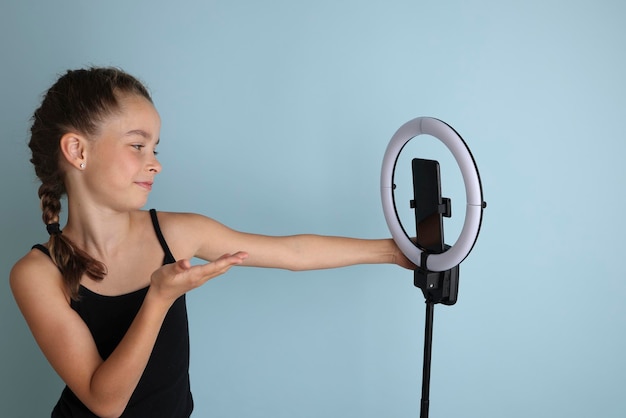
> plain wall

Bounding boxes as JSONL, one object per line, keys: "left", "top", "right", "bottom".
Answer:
{"left": 1, "top": 1, "right": 625, "bottom": 417}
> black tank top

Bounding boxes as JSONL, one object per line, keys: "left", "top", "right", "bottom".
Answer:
{"left": 35, "top": 209, "right": 193, "bottom": 417}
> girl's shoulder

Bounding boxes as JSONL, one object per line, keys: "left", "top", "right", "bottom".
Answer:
{"left": 146, "top": 209, "right": 226, "bottom": 231}
{"left": 143, "top": 210, "right": 220, "bottom": 258}
{"left": 145, "top": 210, "right": 242, "bottom": 261}
{"left": 10, "top": 245, "right": 69, "bottom": 310}
{"left": 11, "top": 245, "right": 62, "bottom": 283}
{"left": 144, "top": 209, "right": 211, "bottom": 233}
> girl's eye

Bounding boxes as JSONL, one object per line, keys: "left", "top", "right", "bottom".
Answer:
{"left": 132, "top": 144, "right": 158, "bottom": 155}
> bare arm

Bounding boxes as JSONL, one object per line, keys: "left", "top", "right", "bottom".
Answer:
{"left": 10, "top": 250, "right": 246, "bottom": 418}
{"left": 223, "top": 233, "right": 411, "bottom": 271}
{"left": 159, "top": 212, "right": 415, "bottom": 271}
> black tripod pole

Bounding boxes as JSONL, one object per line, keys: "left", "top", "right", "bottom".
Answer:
{"left": 420, "top": 300, "right": 435, "bottom": 418}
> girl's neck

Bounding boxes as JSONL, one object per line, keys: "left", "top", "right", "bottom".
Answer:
{"left": 62, "top": 206, "right": 137, "bottom": 260}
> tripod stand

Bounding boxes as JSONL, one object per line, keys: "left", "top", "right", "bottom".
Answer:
{"left": 413, "top": 262, "right": 459, "bottom": 418}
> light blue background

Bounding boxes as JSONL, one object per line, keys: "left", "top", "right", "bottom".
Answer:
{"left": 1, "top": 1, "right": 624, "bottom": 417}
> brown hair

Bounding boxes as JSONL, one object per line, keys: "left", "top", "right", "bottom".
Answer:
{"left": 29, "top": 67, "right": 153, "bottom": 299}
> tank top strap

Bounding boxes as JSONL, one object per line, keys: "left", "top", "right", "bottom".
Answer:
{"left": 32, "top": 243, "right": 50, "bottom": 256}
{"left": 149, "top": 209, "right": 176, "bottom": 265}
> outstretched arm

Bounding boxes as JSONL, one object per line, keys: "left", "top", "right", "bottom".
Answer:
{"left": 157, "top": 212, "right": 415, "bottom": 271}
{"left": 221, "top": 233, "right": 414, "bottom": 271}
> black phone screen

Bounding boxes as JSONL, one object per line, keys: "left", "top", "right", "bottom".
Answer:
{"left": 412, "top": 158, "right": 444, "bottom": 254}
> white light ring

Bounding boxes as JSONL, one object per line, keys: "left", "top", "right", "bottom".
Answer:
{"left": 381, "top": 117, "right": 484, "bottom": 271}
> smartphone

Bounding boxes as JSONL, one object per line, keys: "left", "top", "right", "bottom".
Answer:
{"left": 412, "top": 158, "right": 444, "bottom": 254}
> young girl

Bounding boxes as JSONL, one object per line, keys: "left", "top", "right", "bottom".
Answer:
{"left": 10, "top": 67, "right": 413, "bottom": 418}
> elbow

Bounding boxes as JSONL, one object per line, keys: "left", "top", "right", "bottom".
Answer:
{"left": 84, "top": 398, "right": 128, "bottom": 418}
{"left": 284, "top": 262, "right": 313, "bottom": 272}
{"left": 89, "top": 405, "right": 125, "bottom": 418}
{"left": 82, "top": 376, "right": 133, "bottom": 417}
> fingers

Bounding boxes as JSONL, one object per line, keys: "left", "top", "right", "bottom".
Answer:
{"left": 187, "top": 252, "right": 248, "bottom": 286}
{"left": 214, "top": 251, "right": 248, "bottom": 264}
{"left": 151, "top": 252, "right": 248, "bottom": 302}
{"left": 173, "top": 259, "right": 192, "bottom": 272}
{"left": 199, "top": 252, "right": 248, "bottom": 276}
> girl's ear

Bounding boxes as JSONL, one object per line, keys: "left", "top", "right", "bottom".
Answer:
{"left": 59, "top": 133, "right": 87, "bottom": 170}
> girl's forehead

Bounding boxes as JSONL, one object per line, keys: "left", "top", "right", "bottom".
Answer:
{"left": 104, "top": 95, "right": 161, "bottom": 136}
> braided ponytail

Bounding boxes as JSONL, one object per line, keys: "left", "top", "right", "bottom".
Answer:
{"left": 28, "top": 67, "right": 152, "bottom": 299}
{"left": 38, "top": 182, "right": 106, "bottom": 299}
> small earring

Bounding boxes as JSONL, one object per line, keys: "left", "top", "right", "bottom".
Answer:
{"left": 80, "top": 163, "right": 86, "bottom": 169}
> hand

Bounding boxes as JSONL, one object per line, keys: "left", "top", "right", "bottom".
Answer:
{"left": 391, "top": 240, "right": 417, "bottom": 270}
{"left": 148, "top": 252, "right": 248, "bottom": 304}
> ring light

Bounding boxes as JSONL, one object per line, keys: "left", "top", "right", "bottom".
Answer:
{"left": 381, "top": 117, "right": 485, "bottom": 272}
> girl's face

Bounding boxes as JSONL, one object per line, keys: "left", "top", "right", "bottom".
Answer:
{"left": 80, "top": 93, "right": 162, "bottom": 211}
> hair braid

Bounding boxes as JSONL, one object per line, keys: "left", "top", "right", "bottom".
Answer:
{"left": 37, "top": 182, "right": 107, "bottom": 299}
